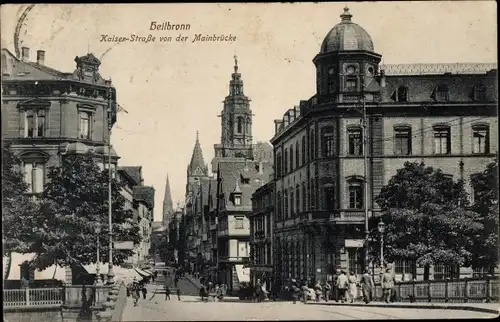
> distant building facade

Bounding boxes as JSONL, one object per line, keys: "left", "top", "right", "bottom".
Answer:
{"left": 270, "top": 7, "right": 497, "bottom": 284}
{"left": 249, "top": 179, "right": 275, "bottom": 287}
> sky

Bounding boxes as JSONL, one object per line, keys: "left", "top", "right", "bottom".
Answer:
{"left": 1, "top": 2, "right": 497, "bottom": 222}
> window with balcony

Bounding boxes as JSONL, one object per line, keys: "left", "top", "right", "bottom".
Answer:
{"left": 25, "top": 109, "right": 47, "bottom": 138}
{"left": 79, "top": 111, "right": 91, "bottom": 139}
{"left": 324, "top": 183, "right": 335, "bottom": 211}
{"left": 394, "top": 126, "right": 412, "bottom": 155}
{"left": 24, "top": 161, "right": 46, "bottom": 193}
{"left": 434, "top": 264, "right": 460, "bottom": 280}
{"left": 235, "top": 216, "right": 244, "bottom": 229}
{"left": 301, "top": 136, "right": 306, "bottom": 164}
{"left": 433, "top": 125, "right": 451, "bottom": 155}
{"left": 347, "top": 127, "right": 363, "bottom": 155}
{"left": 472, "top": 125, "right": 489, "bottom": 154}
{"left": 348, "top": 179, "right": 363, "bottom": 209}
{"left": 321, "top": 126, "right": 334, "bottom": 157}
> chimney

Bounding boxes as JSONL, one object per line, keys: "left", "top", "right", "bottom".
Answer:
{"left": 21, "top": 47, "right": 29, "bottom": 62}
{"left": 36, "top": 50, "right": 45, "bottom": 65}
{"left": 380, "top": 69, "right": 386, "bottom": 88}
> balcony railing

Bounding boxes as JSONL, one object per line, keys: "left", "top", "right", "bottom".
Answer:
{"left": 3, "top": 287, "right": 64, "bottom": 308}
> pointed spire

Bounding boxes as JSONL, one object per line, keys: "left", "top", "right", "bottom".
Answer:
{"left": 234, "top": 55, "right": 238, "bottom": 73}
{"left": 162, "top": 174, "right": 174, "bottom": 225}
{"left": 189, "top": 131, "right": 207, "bottom": 175}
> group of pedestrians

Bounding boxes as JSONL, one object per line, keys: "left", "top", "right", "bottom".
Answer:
{"left": 199, "top": 282, "right": 227, "bottom": 302}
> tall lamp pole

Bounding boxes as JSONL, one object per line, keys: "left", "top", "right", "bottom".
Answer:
{"left": 95, "top": 222, "right": 102, "bottom": 286}
{"left": 362, "top": 85, "right": 370, "bottom": 270}
{"left": 377, "top": 221, "right": 385, "bottom": 268}
{"left": 107, "top": 86, "right": 115, "bottom": 285}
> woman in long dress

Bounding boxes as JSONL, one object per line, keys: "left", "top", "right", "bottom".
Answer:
{"left": 348, "top": 271, "right": 358, "bottom": 303}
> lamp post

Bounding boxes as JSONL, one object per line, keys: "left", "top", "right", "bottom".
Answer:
{"left": 377, "top": 220, "right": 385, "bottom": 268}
{"left": 106, "top": 86, "right": 115, "bottom": 285}
{"left": 95, "top": 222, "right": 102, "bottom": 286}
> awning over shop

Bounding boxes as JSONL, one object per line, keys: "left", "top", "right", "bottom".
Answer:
{"left": 134, "top": 268, "right": 152, "bottom": 277}
{"left": 3, "top": 253, "right": 67, "bottom": 282}
{"left": 235, "top": 264, "right": 250, "bottom": 283}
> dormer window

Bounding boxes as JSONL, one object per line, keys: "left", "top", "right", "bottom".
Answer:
{"left": 434, "top": 84, "right": 449, "bottom": 102}
{"left": 473, "top": 84, "right": 487, "bottom": 101}
{"left": 234, "top": 195, "right": 241, "bottom": 206}
{"left": 392, "top": 86, "right": 408, "bottom": 102}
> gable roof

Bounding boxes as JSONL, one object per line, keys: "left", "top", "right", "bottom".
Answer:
{"left": 118, "top": 166, "right": 142, "bottom": 185}
{"left": 133, "top": 186, "right": 155, "bottom": 209}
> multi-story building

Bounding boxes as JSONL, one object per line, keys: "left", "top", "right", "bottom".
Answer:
{"left": 270, "top": 7, "right": 497, "bottom": 284}
{"left": 249, "top": 179, "right": 275, "bottom": 287}
{"left": 1, "top": 47, "right": 121, "bottom": 184}
{"left": 117, "top": 166, "right": 155, "bottom": 267}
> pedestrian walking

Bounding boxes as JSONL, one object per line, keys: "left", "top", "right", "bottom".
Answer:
{"left": 174, "top": 275, "right": 179, "bottom": 288}
{"left": 141, "top": 284, "right": 148, "bottom": 299}
{"left": 176, "top": 288, "right": 181, "bottom": 301}
{"left": 323, "top": 281, "right": 331, "bottom": 302}
{"left": 291, "top": 279, "right": 300, "bottom": 304}
{"left": 348, "top": 271, "right": 357, "bottom": 303}
{"left": 199, "top": 284, "right": 208, "bottom": 302}
{"left": 300, "top": 281, "right": 309, "bottom": 303}
{"left": 336, "top": 270, "right": 349, "bottom": 303}
{"left": 331, "top": 271, "right": 339, "bottom": 302}
{"left": 361, "top": 269, "right": 374, "bottom": 304}
{"left": 381, "top": 267, "right": 394, "bottom": 303}
{"left": 314, "top": 281, "right": 323, "bottom": 302}
{"left": 132, "top": 284, "right": 140, "bottom": 306}
{"left": 255, "top": 279, "right": 262, "bottom": 302}
{"left": 165, "top": 286, "right": 171, "bottom": 300}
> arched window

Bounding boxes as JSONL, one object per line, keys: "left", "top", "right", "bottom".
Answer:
{"left": 276, "top": 191, "right": 282, "bottom": 221}
{"left": 311, "top": 178, "right": 316, "bottom": 210}
{"left": 295, "top": 142, "right": 300, "bottom": 168}
{"left": 301, "top": 183, "right": 306, "bottom": 212}
{"left": 283, "top": 189, "right": 288, "bottom": 220}
{"left": 284, "top": 149, "right": 288, "bottom": 174}
{"left": 237, "top": 117, "right": 243, "bottom": 133}
{"left": 290, "top": 145, "right": 294, "bottom": 171}
{"left": 289, "top": 190, "right": 294, "bottom": 218}
{"left": 323, "top": 182, "right": 335, "bottom": 211}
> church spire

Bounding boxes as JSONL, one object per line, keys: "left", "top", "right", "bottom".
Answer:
{"left": 188, "top": 131, "right": 207, "bottom": 175}
{"left": 229, "top": 55, "right": 244, "bottom": 96}
{"left": 162, "top": 174, "right": 174, "bottom": 225}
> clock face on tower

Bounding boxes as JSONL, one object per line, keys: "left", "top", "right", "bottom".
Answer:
{"left": 347, "top": 65, "right": 356, "bottom": 74}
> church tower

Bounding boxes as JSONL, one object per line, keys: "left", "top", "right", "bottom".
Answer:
{"left": 186, "top": 131, "right": 209, "bottom": 196}
{"left": 162, "top": 175, "right": 174, "bottom": 226}
{"left": 214, "top": 56, "right": 254, "bottom": 161}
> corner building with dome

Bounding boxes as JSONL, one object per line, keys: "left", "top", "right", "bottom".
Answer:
{"left": 268, "top": 7, "right": 497, "bottom": 284}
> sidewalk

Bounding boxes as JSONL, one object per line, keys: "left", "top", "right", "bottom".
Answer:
{"left": 185, "top": 273, "right": 202, "bottom": 288}
{"left": 305, "top": 300, "right": 500, "bottom": 314}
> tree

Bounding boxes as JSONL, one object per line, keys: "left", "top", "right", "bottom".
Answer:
{"left": 470, "top": 159, "right": 499, "bottom": 271}
{"left": 2, "top": 142, "right": 38, "bottom": 257}
{"left": 26, "top": 153, "right": 141, "bottom": 270}
{"left": 370, "top": 161, "right": 484, "bottom": 269}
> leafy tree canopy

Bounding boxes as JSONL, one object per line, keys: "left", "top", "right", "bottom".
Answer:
{"left": 371, "top": 161, "right": 484, "bottom": 268}
{"left": 2, "top": 142, "right": 39, "bottom": 257}
{"left": 24, "top": 153, "right": 142, "bottom": 270}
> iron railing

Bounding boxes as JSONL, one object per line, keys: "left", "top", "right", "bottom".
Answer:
{"left": 352, "top": 276, "right": 500, "bottom": 303}
{"left": 3, "top": 287, "right": 64, "bottom": 308}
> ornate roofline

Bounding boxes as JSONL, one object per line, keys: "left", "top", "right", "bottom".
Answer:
{"left": 381, "top": 63, "right": 497, "bottom": 76}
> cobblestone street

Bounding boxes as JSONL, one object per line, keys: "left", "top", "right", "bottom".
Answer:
{"left": 120, "top": 280, "right": 498, "bottom": 321}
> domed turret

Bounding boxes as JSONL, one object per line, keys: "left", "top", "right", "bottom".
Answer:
{"left": 320, "top": 7, "right": 374, "bottom": 53}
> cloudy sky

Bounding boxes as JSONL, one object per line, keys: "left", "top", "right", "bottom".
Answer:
{"left": 1, "top": 2, "right": 497, "bottom": 221}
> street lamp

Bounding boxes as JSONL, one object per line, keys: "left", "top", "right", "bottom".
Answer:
{"left": 95, "top": 222, "right": 102, "bottom": 286}
{"left": 106, "top": 86, "right": 115, "bottom": 285}
{"left": 377, "top": 220, "right": 386, "bottom": 268}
